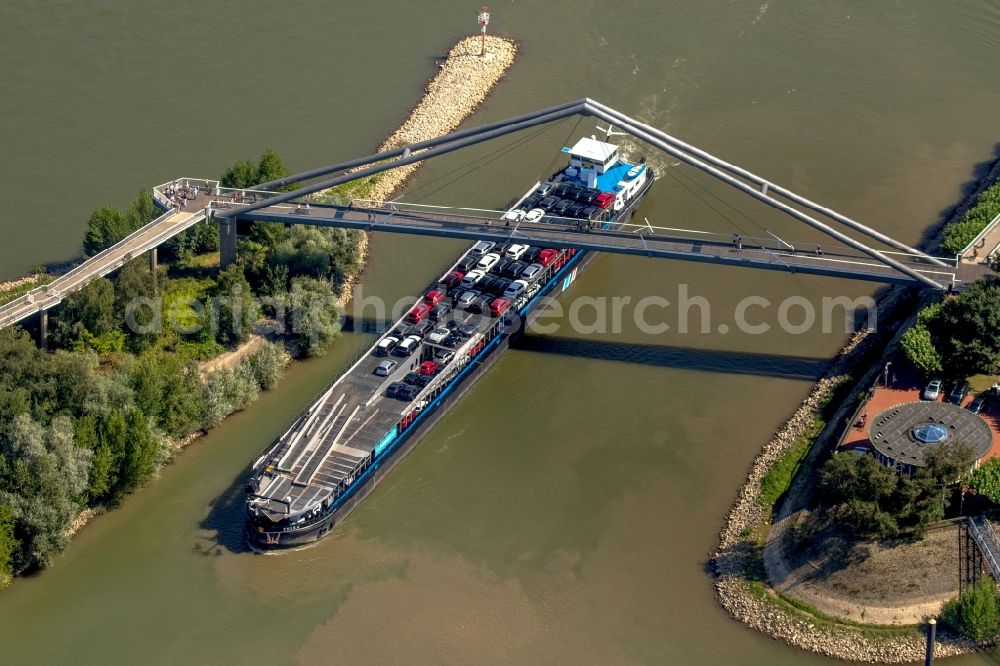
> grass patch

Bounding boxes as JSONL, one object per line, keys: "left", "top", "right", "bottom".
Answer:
{"left": 760, "top": 417, "right": 824, "bottom": 508}
{"left": 968, "top": 374, "right": 997, "bottom": 395}
{"left": 0, "top": 274, "right": 53, "bottom": 306}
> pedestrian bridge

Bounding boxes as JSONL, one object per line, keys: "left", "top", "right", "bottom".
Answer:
{"left": 0, "top": 98, "right": 990, "bottom": 336}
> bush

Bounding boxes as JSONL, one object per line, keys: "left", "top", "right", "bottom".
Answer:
{"left": 940, "top": 180, "right": 1000, "bottom": 255}
{"left": 968, "top": 458, "right": 1000, "bottom": 504}
{"left": 246, "top": 341, "right": 286, "bottom": 390}
{"left": 943, "top": 577, "right": 1000, "bottom": 641}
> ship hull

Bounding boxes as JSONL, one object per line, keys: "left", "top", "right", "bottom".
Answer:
{"left": 246, "top": 170, "right": 653, "bottom": 551}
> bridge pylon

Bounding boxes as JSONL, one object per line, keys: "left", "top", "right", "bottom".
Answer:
{"left": 220, "top": 219, "right": 238, "bottom": 268}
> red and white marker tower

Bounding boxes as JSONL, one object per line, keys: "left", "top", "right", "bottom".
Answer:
{"left": 477, "top": 5, "right": 490, "bottom": 56}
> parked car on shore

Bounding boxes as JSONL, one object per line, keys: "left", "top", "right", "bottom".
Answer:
{"left": 967, "top": 395, "right": 987, "bottom": 414}
{"left": 949, "top": 382, "right": 970, "bottom": 405}
{"left": 922, "top": 379, "right": 942, "bottom": 401}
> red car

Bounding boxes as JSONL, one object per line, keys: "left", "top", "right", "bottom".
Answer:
{"left": 441, "top": 271, "right": 464, "bottom": 289}
{"left": 418, "top": 360, "right": 439, "bottom": 375}
{"left": 489, "top": 297, "right": 511, "bottom": 317}
{"left": 537, "top": 249, "right": 559, "bottom": 266}
{"left": 424, "top": 289, "right": 446, "bottom": 306}
{"left": 595, "top": 192, "right": 616, "bottom": 209}
{"left": 406, "top": 303, "right": 431, "bottom": 323}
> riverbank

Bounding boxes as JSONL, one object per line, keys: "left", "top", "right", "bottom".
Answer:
{"left": 44, "top": 35, "right": 515, "bottom": 552}
{"left": 713, "top": 155, "right": 1000, "bottom": 661}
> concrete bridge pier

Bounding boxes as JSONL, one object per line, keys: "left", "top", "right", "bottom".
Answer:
{"left": 149, "top": 247, "right": 158, "bottom": 272}
{"left": 220, "top": 219, "right": 238, "bottom": 267}
{"left": 38, "top": 309, "right": 48, "bottom": 351}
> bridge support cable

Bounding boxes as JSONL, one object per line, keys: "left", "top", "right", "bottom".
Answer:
{"left": 219, "top": 103, "right": 589, "bottom": 220}
{"left": 582, "top": 104, "right": 946, "bottom": 290}
{"left": 585, "top": 99, "right": 948, "bottom": 268}
{"left": 254, "top": 99, "right": 590, "bottom": 191}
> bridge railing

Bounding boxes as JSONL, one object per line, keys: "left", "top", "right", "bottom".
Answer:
{"left": 968, "top": 516, "right": 1000, "bottom": 580}
{"left": 343, "top": 198, "right": 954, "bottom": 269}
{"left": 958, "top": 211, "right": 1000, "bottom": 262}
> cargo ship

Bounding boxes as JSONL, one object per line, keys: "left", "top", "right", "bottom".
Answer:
{"left": 245, "top": 136, "right": 654, "bottom": 550}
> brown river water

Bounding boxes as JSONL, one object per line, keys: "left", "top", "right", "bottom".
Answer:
{"left": 0, "top": 1, "right": 999, "bottom": 664}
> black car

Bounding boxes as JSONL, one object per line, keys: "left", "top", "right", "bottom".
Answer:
{"left": 478, "top": 275, "right": 497, "bottom": 293}
{"left": 397, "top": 384, "right": 421, "bottom": 401}
{"left": 385, "top": 381, "right": 406, "bottom": 399}
{"left": 430, "top": 302, "right": 452, "bottom": 321}
{"left": 404, "top": 372, "right": 433, "bottom": 387}
{"left": 520, "top": 195, "right": 541, "bottom": 211}
{"left": 456, "top": 255, "right": 477, "bottom": 272}
{"left": 458, "top": 320, "right": 480, "bottom": 337}
{"left": 505, "top": 261, "right": 528, "bottom": 279}
{"left": 522, "top": 247, "right": 542, "bottom": 263}
{"left": 967, "top": 395, "right": 988, "bottom": 414}
{"left": 552, "top": 199, "right": 575, "bottom": 216}
{"left": 567, "top": 185, "right": 588, "bottom": 201}
{"left": 443, "top": 332, "right": 462, "bottom": 347}
{"left": 493, "top": 241, "right": 513, "bottom": 256}
{"left": 446, "top": 315, "right": 469, "bottom": 330}
{"left": 580, "top": 206, "right": 600, "bottom": 221}
{"left": 554, "top": 182, "right": 574, "bottom": 198}
{"left": 566, "top": 203, "right": 587, "bottom": 219}
{"left": 406, "top": 320, "right": 433, "bottom": 337}
{"left": 490, "top": 277, "right": 512, "bottom": 295}
{"left": 949, "top": 382, "right": 970, "bottom": 405}
{"left": 471, "top": 294, "right": 493, "bottom": 314}
{"left": 492, "top": 258, "right": 512, "bottom": 276}
{"left": 577, "top": 188, "right": 600, "bottom": 205}
{"left": 538, "top": 195, "right": 559, "bottom": 210}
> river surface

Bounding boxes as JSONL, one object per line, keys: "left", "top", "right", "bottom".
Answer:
{"left": 1, "top": 1, "right": 1000, "bottom": 664}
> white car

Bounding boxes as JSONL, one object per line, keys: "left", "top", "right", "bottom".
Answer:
{"left": 394, "top": 335, "right": 422, "bottom": 357}
{"left": 524, "top": 208, "right": 545, "bottom": 223}
{"left": 503, "top": 279, "right": 528, "bottom": 300}
{"left": 374, "top": 336, "right": 400, "bottom": 356}
{"left": 469, "top": 240, "right": 495, "bottom": 256}
{"left": 460, "top": 270, "right": 486, "bottom": 288}
{"left": 520, "top": 263, "right": 543, "bottom": 282}
{"left": 427, "top": 327, "right": 451, "bottom": 344}
{"left": 501, "top": 209, "right": 525, "bottom": 223}
{"left": 505, "top": 244, "right": 529, "bottom": 261}
{"left": 476, "top": 253, "right": 501, "bottom": 272}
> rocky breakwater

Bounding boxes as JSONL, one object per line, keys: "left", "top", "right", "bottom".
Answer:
{"left": 322, "top": 34, "right": 517, "bottom": 204}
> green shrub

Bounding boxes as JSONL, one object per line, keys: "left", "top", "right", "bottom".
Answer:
{"left": 943, "top": 577, "right": 1000, "bottom": 642}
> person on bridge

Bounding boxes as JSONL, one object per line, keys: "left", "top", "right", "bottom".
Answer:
{"left": 815, "top": 244, "right": 823, "bottom": 257}
{"left": 732, "top": 234, "right": 742, "bottom": 251}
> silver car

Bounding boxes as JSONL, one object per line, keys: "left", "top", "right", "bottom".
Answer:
{"left": 922, "top": 379, "right": 942, "bottom": 401}
{"left": 374, "top": 359, "right": 398, "bottom": 376}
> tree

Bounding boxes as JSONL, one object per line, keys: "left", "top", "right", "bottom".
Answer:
{"left": 119, "top": 410, "right": 157, "bottom": 494}
{"left": 818, "top": 443, "right": 975, "bottom": 539}
{"left": 900, "top": 325, "right": 942, "bottom": 375}
{"left": 969, "top": 458, "right": 1000, "bottom": 504}
{"left": 943, "top": 577, "right": 1000, "bottom": 641}
{"left": 256, "top": 148, "right": 290, "bottom": 185}
{"left": 116, "top": 259, "right": 162, "bottom": 352}
{"left": 285, "top": 277, "right": 342, "bottom": 357}
{"left": 0, "top": 415, "right": 92, "bottom": 568}
{"left": 167, "top": 221, "right": 219, "bottom": 261}
{"left": 220, "top": 159, "right": 259, "bottom": 189}
{"left": 246, "top": 341, "right": 285, "bottom": 390}
{"left": 213, "top": 264, "right": 259, "bottom": 346}
{"left": 130, "top": 352, "right": 204, "bottom": 439}
{"left": 83, "top": 205, "right": 130, "bottom": 256}
{"left": 0, "top": 328, "right": 52, "bottom": 428}
{"left": 0, "top": 503, "right": 16, "bottom": 589}
{"left": 125, "top": 188, "right": 158, "bottom": 230}
{"left": 930, "top": 279, "right": 1000, "bottom": 378}
{"left": 51, "top": 277, "right": 118, "bottom": 349}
